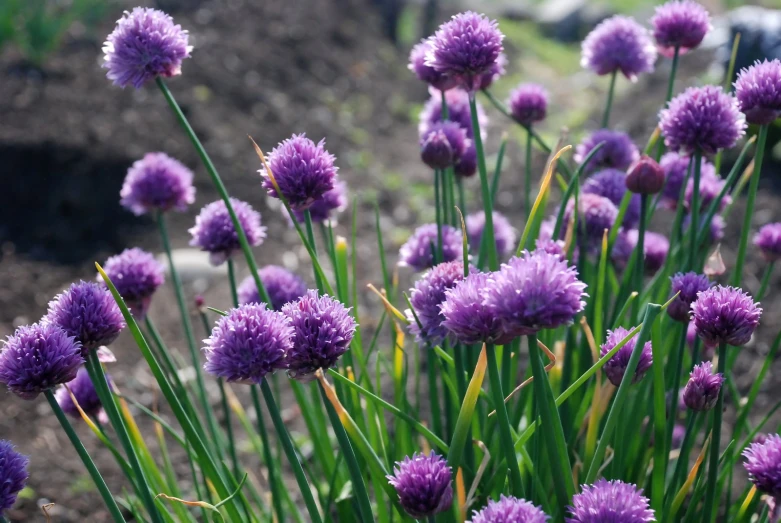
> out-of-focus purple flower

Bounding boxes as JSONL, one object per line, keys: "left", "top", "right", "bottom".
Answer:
{"left": 399, "top": 224, "right": 463, "bottom": 272}
{"left": 441, "top": 272, "right": 507, "bottom": 345}
{"left": 468, "top": 495, "right": 549, "bottom": 523}
{"left": 262, "top": 134, "right": 338, "bottom": 211}
{"left": 455, "top": 144, "right": 478, "bottom": 178}
{"left": 387, "top": 452, "right": 453, "bottom": 519}
{"left": 419, "top": 88, "right": 487, "bottom": 141}
{"left": 484, "top": 250, "right": 587, "bottom": 339}
{"left": 683, "top": 361, "right": 723, "bottom": 411}
{"left": 102, "top": 7, "right": 192, "bottom": 88}
{"left": 601, "top": 326, "right": 653, "bottom": 386}
{"left": 567, "top": 479, "right": 655, "bottom": 523}
{"left": 687, "top": 321, "right": 717, "bottom": 360}
{"left": 289, "top": 180, "right": 348, "bottom": 225}
{"left": 406, "top": 261, "right": 472, "bottom": 346}
{"left": 626, "top": 155, "right": 665, "bottom": 195}
{"left": 408, "top": 39, "right": 458, "bottom": 91}
{"left": 668, "top": 272, "right": 711, "bottom": 323}
{"left": 0, "top": 440, "right": 28, "bottom": 514}
{"left": 120, "top": 152, "right": 195, "bottom": 216}
{"left": 651, "top": 0, "right": 711, "bottom": 58}
{"left": 735, "top": 59, "right": 781, "bottom": 125}
{"left": 477, "top": 52, "right": 507, "bottom": 90}
{"left": 582, "top": 168, "right": 641, "bottom": 227}
{"left": 535, "top": 238, "right": 568, "bottom": 261}
{"left": 684, "top": 168, "right": 731, "bottom": 212}
{"left": 744, "top": 434, "right": 781, "bottom": 500}
{"left": 44, "top": 282, "right": 125, "bottom": 354}
{"left": 282, "top": 291, "right": 356, "bottom": 380}
{"left": 581, "top": 15, "right": 657, "bottom": 81}
{"left": 0, "top": 323, "right": 84, "bottom": 400}
{"left": 659, "top": 152, "right": 716, "bottom": 207}
{"left": 611, "top": 230, "right": 668, "bottom": 274}
{"left": 420, "top": 121, "right": 470, "bottom": 170}
{"left": 575, "top": 130, "right": 640, "bottom": 175}
{"left": 55, "top": 367, "right": 107, "bottom": 419}
{"left": 466, "top": 211, "right": 516, "bottom": 259}
{"left": 672, "top": 424, "right": 686, "bottom": 449}
{"left": 508, "top": 83, "right": 548, "bottom": 126}
{"left": 682, "top": 213, "right": 725, "bottom": 245}
{"left": 238, "top": 266, "right": 307, "bottom": 311}
{"left": 692, "top": 285, "right": 762, "bottom": 347}
{"left": 203, "top": 304, "right": 293, "bottom": 384}
{"left": 660, "top": 85, "right": 746, "bottom": 154}
{"left": 565, "top": 193, "right": 620, "bottom": 253}
{"left": 100, "top": 248, "right": 165, "bottom": 320}
{"left": 426, "top": 11, "right": 504, "bottom": 91}
{"left": 754, "top": 223, "right": 781, "bottom": 262}
{"left": 189, "top": 198, "right": 266, "bottom": 266}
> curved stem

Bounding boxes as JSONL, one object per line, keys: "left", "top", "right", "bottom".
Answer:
{"left": 601, "top": 71, "right": 618, "bottom": 128}
{"left": 703, "top": 342, "right": 728, "bottom": 523}
{"left": 469, "top": 93, "right": 498, "bottom": 271}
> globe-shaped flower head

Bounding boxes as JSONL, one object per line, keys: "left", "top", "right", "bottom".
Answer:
{"left": 387, "top": 452, "right": 453, "bottom": 519}
{"left": 120, "top": 152, "right": 195, "bottom": 216}
{"left": 441, "top": 272, "right": 507, "bottom": 345}
{"left": 281, "top": 291, "right": 356, "bottom": 380}
{"left": 426, "top": 11, "right": 504, "bottom": 91}
{"left": 0, "top": 441, "right": 28, "bottom": 515}
{"left": 735, "top": 60, "right": 781, "bottom": 125}
{"left": 203, "top": 304, "right": 293, "bottom": 384}
{"left": 567, "top": 479, "right": 655, "bottom": 522}
{"left": 103, "top": 7, "right": 192, "bottom": 88}
{"left": 683, "top": 361, "right": 723, "bottom": 411}
{"left": 420, "top": 121, "right": 470, "bottom": 170}
{"left": 409, "top": 39, "right": 458, "bottom": 91}
{"left": 238, "top": 265, "right": 307, "bottom": 311}
{"left": 600, "top": 326, "right": 653, "bottom": 387}
{"left": 581, "top": 15, "right": 657, "bottom": 81}
{"left": 565, "top": 193, "right": 620, "bottom": 253}
{"left": 509, "top": 83, "right": 549, "bottom": 127}
{"left": 651, "top": 0, "right": 711, "bottom": 58}
{"left": 262, "top": 134, "right": 338, "bottom": 211}
{"left": 466, "top": 211, "right": 517, "bottom": 259}
{"left": 289, "top": 180, "right": 348, "bottom": 225}
{"left": 399, "top": 223, "right": 463, "bottom": 272}
{"left": 44, "top": 281, "right": 125, "bottom": 353}
{"left": 691, "top": 285, "right": 761, "bottom": 346}
{"left": 189, "top": 198, "right": 266, "bottom": 266}
{"left": 419, "top": 88, "right": 487, "bottom": 141}
{"left": 0, "top": 323, "right": 84, "bottom": 400}
{"left": 744, "top": 434, "right": 781, "bottom": 499}
{"left": 660, "top": 85, "right": 746, "bottom": 154}
{"left": 468, "top": 495, "right": 549, "bottom": 523}
{"left": 754, "top": 223, "right": 781, "bottom": 262}
{"left": 575, "top": 130, "right": 640, "bottom": 175}
{"left": 100, "top": 248, "right": 165, "bottom": 320}
{"left": 667, "top": 272, "right": 711, "bottom": 322}
{"left": 55, "top": 367, "right": 108, "bottom": 419}
{"left": 582, "top": 168, "right": 641, "bottom": 227}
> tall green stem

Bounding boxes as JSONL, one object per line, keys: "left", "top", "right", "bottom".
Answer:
{"left": 524, "top": 128, "right": 533, "bottom": 220}
{"left": 702, "top": 342, "right": 728, "bottom": 523}
{"left": 250, "top": 386, "right": 285, "bottom": 523}
{"left": 634, "top": 194, "right": 648, "bottom": 320}
{"left": 602, "top": 71, "right": 618, "bottom": 128}
{"left": 688, "top": 150, "right": 702, "bottom": 270}
{"left": 469, "top": 93, "right": 498, "bottom": 271}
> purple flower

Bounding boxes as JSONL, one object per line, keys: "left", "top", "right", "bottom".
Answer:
{"left": 575, "top": 130, "right": 640, "bottom": 175}
{"left": 387, "top": 452, "right": 453, "bottom": 519}
{"left": 612, "top": 229, "right": 667, "bottom": 274}
{"left": 567, "top": 479, "right": 655, "bottom": 523}
{"left": 535, "top": 238, "right": 567, "bottom": 261}
{"left": 420, "top": 121, "right": 470, "bottom": 170}
{"left": 44, "top": 282, "right": 125, "bottom": 353}
{"left": 406, "top": 261, "right": 472, "bottom": 346}
{"left": 468, "top": 495, "right": 549, "bottom": 523}
{"left": 419, "top": 87, "right": 487, "bottom": 140}
{"left": 484, "top": 250, "right": 587, "bottom": 339}
{"left": 238, "top": 266, "right": 307, "bottom": 311}
{"left": 281, "top": 291, "right": 356, "bottom": 380}
{"left": 735, "top": 59, "right": 781, "bottom": 125}
{"left": 399, "top": 224, "right": 463, "bottom": 272}
{"left": 600, "top": 326, "right": 653, "bottom": 387}
{"left": 55, "top": 367, "right": 106, "bottom": 419}
{"left": 672, "top": 424, "right": 686, "bottom": 449}
{"left": 682, "top": 213, "right": 725, "bottom": 245}
{"left": 0, "top": 323, "right": 84, "bottom": 400}
{"left": 755, "top": 223, "right": 781, "bottom": 262}
{"left": 203, "top": 304, "right": 293, "bottom": 384}
{"left": 455, "top": 144, "right": 478, "bottom": 178}
{"left": 477, "top": 52, "right": 507, "bottom": 90}
{"left": 692, "top": 285, "right": 762, "bottom": 346}
{"left": 189, "top": 198, "right": 266, "bottom": 266}
{"left": 102, "top": 8, "right": 192, "bottom": 88}
{"left": 581, "top": 15, "right": 657, "bottom": 81}
{"left": 659, "top": 152, "right": 716, "bottom": 207}
{"left": 0, "top": 441, "right": 28, "bottom": 514}
{"left": 120, "top": 152, "right": 195, "bottom": 216}
{"left": 582, "top": 168, "right": 641, "bottom": 227}
{"left": 466, "top": 211, "right": 517, "bottom": 259}
{"left": 626, "top": 155, "right": 665, "bottom": 195}
{"left": 744, "top": 433, "right": 781, "bottom": 498}
{"left": 684, "top": 168, "right": 731, "bottom": 212}
{"left": 651, "top": 1, "right": 711, "bottom": 58}
{"left": 565, "top": 193, "right": 620, "bottom": 253}
{"left": 508, "top": 83, "right": 548, "bottom": 126}
{"left": 668, "top": 272, "right": 711, "bottom": 323}
{"left": 441, "top": 272, "right": 507, "bottom": 345}
{"left": 262, "top": 134, "right": 338, "bottom": 211}
{"left": 289, "top": 180, "right": 348, "bottom": 225}
{"left": 409, "top": 39, "right": 458, "bottom": 91}
{"left": 100, "top": 248, "right": 165, "bottom": 320}
{"left": 426, "top": 11, "right": 504, "bottom": 91}
{"left": 683, "top": 361, "right": 723, "bottom": 411}
{"left": 660, "top": 85, "right": 746, "bottom": 154}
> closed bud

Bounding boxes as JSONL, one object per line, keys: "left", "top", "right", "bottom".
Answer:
{"left": 626, "top": 155, "right": 665, "bottom": 194}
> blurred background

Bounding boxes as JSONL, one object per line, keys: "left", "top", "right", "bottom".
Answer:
{"left": 1, "top": 0, "right": 781, "bottom": 520}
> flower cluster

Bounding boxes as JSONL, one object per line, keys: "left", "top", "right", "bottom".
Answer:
{"left": 189, "top": 198, "right": 266, "bottom": 266}
{"left": 387, "top": 452, "right": 453, "bottom": 518}
{"left": 101, "top": 248, "right": 165, "bottom": 320}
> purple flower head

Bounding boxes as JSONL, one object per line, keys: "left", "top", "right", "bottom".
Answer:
{"left": 626, "top": 155, "right": 665, "bottom": 195}
{"left": 441, "top": 272, "right": 507, "bottom": 345}
{"left": 406, "top": 261, "right": 472, "bottom": 346}
{"left": 289, "top": 180, "right": 348, "bottom": 225}
{"left": 535, "top": 238, "right": 567, "bottom": 261}
{"left": 468, "top": 495, "right": 549, "bottom": 523}
{"left": 0, "top": 323, "right": 84, "bottom": 400}
{"left": 426, "top": 11, "right": 504, "bottom": 91}
{"left": 683, "top": 361, "right": 723, "bottom": 411}
{"left": 692, "top": 285, "right": 762, "bottom": 347}
{"left": 44, "top": 281, "right": 125, "bottom": 353}
{"left": 189, "top": 198, "right": 266, "bottom": 266}
{"left": 0, "top": 441, "right": 28, "bottom": 514}
{"left": 203, "top": 304, "right": 293, "bottom": 384}
{"left": 419, "top": 87, "right": 487, "bottom": 140}
{"left": 387, "top": 452, "right": 453, "bottom": 519}
{"left": 103, "top": 8, "right": 192, "bottom": 88}
{"left": 567, "top": 479, "right": 655, "bottom": 523}
{"left": 755, "top": 223, "right": 781, "bottom": 262}
{"left": 399, "top": 224, "right": 463, "bottom": 272}
{"left": 668, "top": 272, "right": 711, "bottom": 322}
{"left": 684, "top": 168, "right": 731, "bottom": 213}
{"left": 485, "top": 250, "right": 587, "bottom": 339}
{"left": 565, "top": 193, "right": 619, "bottom": 253}
{"left": 420, "top": 121, "right": 470, "bottom": 170}
{"left": 55, "top": 367, "right": 107, "bottom": 419}
{"left": 281, "top": 291, "right": 356, "bottom": 380}
{"left": 612, "top": 230, "right": 667, "bottom": 274}
{"left": 651, "top": 1, "right": 711, "bottom": 58}
{"left": 455, "top": 144, "right": 478, "bottom": 178}
{"left": 466, "top": 211, "right": 517, "bottom": 259}
{"left": 582, "top": 168, "right": 641, "bottom": 227}
{"left": 238, "top": 266, "right": 307, "bottom": 311}
{"left": 120, "top": 152, "right": 195, "bottom": 216}
{"left": 262, "top": 134, "right": 338, "bottom": 211}
{"left": 682, "top": 213, "right": 725, "bottom": 245}
{"left": 575, "top": 130, "right": 640, "bottom": 175}
{"left": 100, "top": 248, "right": 165, "bottom": 320}
{"left": 672, "top": 424, "right": 686, "bottom": 449}
{"left": 735, "top": 59, "right": 781, "bottom": 125}
{"left": 600, "top": 326, "right": 653, "bottom": 386}
{"left": 659, "top": 152, "right": 716, "bottom": 207}
{"left": 509, "top": 83, "right": 548, "bottom": 126}
{"left": 409, "top": 39, "right": 459, "bottom": 91}
{"left": 660, "top": 85, "right": 746, "bottom": 154}
{"left": 581, "top": 15, "right": 657, "bottom": 81}
{"left": 744, "top": 433, "right": 781, "bottom": 498}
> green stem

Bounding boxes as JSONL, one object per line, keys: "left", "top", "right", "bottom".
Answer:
{"left": 667, "top": 324, "right": 688, "bottom": 445}
{"left": 457, "top": 176, "right": 467, "bottom": 219}
{"left": 226, "top": 258, "right": 239, "bottom": 308}
{"left": 469, "top": 93, "right": 498, "bottom": 271}
{"left": 703, "top": 342, "right": 728, "bottom": 523}
{"left": 250, "top": 386, "right": 285, "bottom": 523}
{"left": 217, "top": 379, "right": 239, "bottom": 480}
{"left": 665, "top": 47, "right": 681, "bottom": 103}
{"left": 602, "top": 71, "right": 618, "bottom": 128}
{"left": 634, "top": 194, "right": 648, "bottom": 320}
{"left": 304, "top": 210, "right": 323, "bottom": 291}
{"left": 665, "top": 412, "right": 700, "bottom": 517}
{"left": 756, "top": 262, "right": 775, "bottom": 301}
{"left": 688, "top": 150, "right": 702, "bottom": 270}
{"left": 434, "top": 169, "right": 444, "bottom": 263}
{"left": 524, "top": 128, "right": 533, "bottom": 220}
